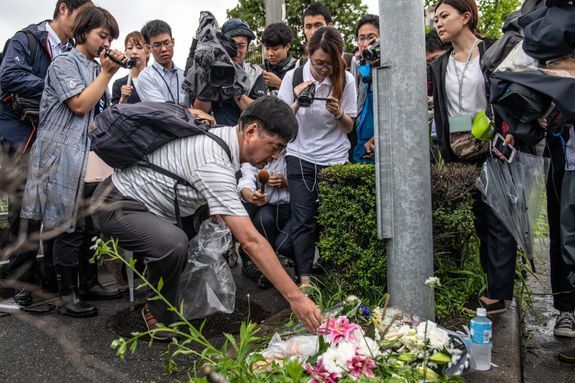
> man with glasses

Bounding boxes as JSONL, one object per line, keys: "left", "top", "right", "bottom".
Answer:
{"left": 138, "top": 20, "right": 213, "bottom": 122}
{"left": 351, "top": 14, "right": 380, "bottom": 163}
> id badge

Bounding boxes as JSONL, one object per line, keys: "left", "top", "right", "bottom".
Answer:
{"left": 448, "top": 115, "right": 473, "bottom": 133}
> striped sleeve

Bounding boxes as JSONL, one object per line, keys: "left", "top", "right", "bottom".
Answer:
{"left": 193, "top": 161, "right": 247, "bottom": 217}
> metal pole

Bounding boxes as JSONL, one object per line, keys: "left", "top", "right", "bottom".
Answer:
{"left": 265, "top": 0, "right": 284, "bottom": 25}
{"left": 375, "top": 0, "right": 435, "bottom": 320}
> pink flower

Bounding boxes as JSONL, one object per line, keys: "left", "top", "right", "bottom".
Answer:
{"left": 345, "top": 353, "right": 377, "bottom": 378}
{"left": 318, "top": 316, "right": 360, "bottom": 345}
{"left": 305, "top": 359, "right": 340, "bottom": 383}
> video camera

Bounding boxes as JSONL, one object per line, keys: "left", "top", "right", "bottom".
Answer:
{"left": 183, "top": 11, "right": 247, "bottom": 102}
{"left": 360, "top": 40, "right": 381, "bottom": 66}
{"left": 98, "top": 48, "right": 136, "bottom": 69}
{"left": 297, "top": 83, "right": 330, "bottom": 108}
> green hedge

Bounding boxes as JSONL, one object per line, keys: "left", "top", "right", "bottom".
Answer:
{"left": 318, "top": 163, "right": 483, "bottom": 316}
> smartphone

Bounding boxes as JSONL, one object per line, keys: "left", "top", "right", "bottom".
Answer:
{"left": 492, "top": 133, "right": 516, "bottom": 163}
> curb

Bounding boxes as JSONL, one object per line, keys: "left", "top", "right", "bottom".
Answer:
{"left": 465, "top": 297, "right": 523, "bottom": 383}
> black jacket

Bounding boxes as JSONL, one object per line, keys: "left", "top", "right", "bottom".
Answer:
{"left": 430, "top": 39, "right": 496, "bottom": 163}
{"left": 111, "top": 74, "right": 142, "bottom": 105}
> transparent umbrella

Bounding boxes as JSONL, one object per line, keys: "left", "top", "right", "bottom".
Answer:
{"left": 476, "top": 152, "right": 549, "bottom": 266}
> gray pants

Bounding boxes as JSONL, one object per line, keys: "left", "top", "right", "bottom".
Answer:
{"left": 91, "top": 178, "right": 205, "bottom": 324}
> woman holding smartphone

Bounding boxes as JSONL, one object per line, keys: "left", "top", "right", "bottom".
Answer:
{"left": 278, "top": 26, "right": 357, "bottom": 288}
{"left": 430, "top": 0, "right": 517, "bottom": 315}
{"left": 21, "top": 6, "right": 126, "bottom": 317}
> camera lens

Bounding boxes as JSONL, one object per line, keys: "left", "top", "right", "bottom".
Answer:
{"left": 297, "top": 83, "right": 316, "bottom": 108}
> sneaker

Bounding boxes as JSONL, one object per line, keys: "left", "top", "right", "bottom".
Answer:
{"left": 554, "top": 311, "right": 575, "bottom": 338}
{"left": 463, "top": 297, "right": 506, "bottom": 315}
{"left": 141, "top": 304, "right": 175, "bottom": 342}
{"left": 558, "top": 347, "right": 575, "bottom": 363}
{"left": 239, "top": 248, "right": 262, "bottom": 282}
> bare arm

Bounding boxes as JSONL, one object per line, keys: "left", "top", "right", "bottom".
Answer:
{"left": 193, "top": 98, "right": 212, "bottom": 114}
{"left": 222, "top": 215, "right": 322, "bottom": 332}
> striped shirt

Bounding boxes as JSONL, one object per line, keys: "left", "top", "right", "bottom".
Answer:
{"left": 112, "top": 126, "right": 247, "bottom": 223}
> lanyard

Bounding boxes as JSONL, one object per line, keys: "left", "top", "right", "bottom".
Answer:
{"left": 451, "top": 38, "right": 479, "bottom": 113}
{"left": 152, "top": 65, "right": 179, "bottom": 104}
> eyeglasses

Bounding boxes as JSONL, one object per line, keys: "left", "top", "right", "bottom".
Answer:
{"left": 356, "top": 34, "right": 378, "bottom": 44}
{"left": 149, "top": 39, "right": 174, "bottom": 50}
{"left": 311, "top": 60, "right": 332, "bottom": 71}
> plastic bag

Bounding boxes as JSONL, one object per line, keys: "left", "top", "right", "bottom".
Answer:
{"left": 180, "top": 218, "right": 235, "bottom": 319}
{"left": 260, "top": 333, "right": 319, "bottom": 362}
{"left": 476, "top": 152, "right": 549, "bottom": 262}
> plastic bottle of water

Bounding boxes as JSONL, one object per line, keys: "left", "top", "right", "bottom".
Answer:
{"left": 470, "top": 307, "right": 492, "bottom": 371}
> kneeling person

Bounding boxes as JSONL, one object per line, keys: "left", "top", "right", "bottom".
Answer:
{"left": 238, "top": 151, "right": 293, "bottom": 288}
{"left": 92, "top": 96, "right": 321, "bottom": 336}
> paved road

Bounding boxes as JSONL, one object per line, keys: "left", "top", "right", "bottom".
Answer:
{"left": 0, "top": 264, "right": 289, "bottom": 383}
{"left": 523, "top": 238, "right": 575, "bottom": 383}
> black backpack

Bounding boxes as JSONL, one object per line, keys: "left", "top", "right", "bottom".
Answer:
{"left": 90, "top": 101, "right": 232, "bottom": 227}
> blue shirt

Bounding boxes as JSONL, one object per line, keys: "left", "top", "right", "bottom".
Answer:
{"left": 137, "top": 61, "right": 186, "bottom": 105}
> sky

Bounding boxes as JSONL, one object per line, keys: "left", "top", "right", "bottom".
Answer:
{"left": 1, "top": 0, "right": 379, "bottom": 74}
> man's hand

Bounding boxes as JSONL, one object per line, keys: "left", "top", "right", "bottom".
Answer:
{"left": 289, "top": 293, "right": 323, "bottom": 333}
{"left": 267, "top": 174, "right": 287, "bottom": 188}
{"left": 262, "top": 71, "right": 282, "bottom": 89}
{"left": 241, "top": 188, "right": 268, "bottom": 207}
{"left": 189, "top": 108, "right": 216, "bottom": 125}
{"left": 364, "top": 137, "right": 375, "bottom": 157}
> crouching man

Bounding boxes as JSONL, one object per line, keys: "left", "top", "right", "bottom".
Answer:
{"left": 91, "top": 96, "right": 321, "bottom": 339}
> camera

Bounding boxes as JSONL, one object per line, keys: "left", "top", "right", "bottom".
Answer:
{"left": 361, "top": 40, "right": 380, "bottom": 65}
{"left": 298, "top": 83, "right": 316, "bottom": 108}
{"left": 99, "top": 48, "right": 136, "bottom": 69}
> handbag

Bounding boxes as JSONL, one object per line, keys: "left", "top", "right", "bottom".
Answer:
{"left": 11, "top": 94, "right": 40, "bottom": 127}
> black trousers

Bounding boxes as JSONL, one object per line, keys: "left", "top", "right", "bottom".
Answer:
{"left": 243, "top": 202, "right": 293, "bottom": 260}
{"left": 52, "top": 182, "right": 99, "bottom": 267}
{"left": 92, "top": 178, "right": 205, "bottom": 324}
{"left": 472, "top": 191, "right": 518, "bottom": 301}
{"left": 546, "top": 133, "right": 575, "bottom": 311}
{"left": 286, "top": 156, "right": 325, "bottom": 277}
{"left": 560, "top": 171, "right": 575, "bottom": 310}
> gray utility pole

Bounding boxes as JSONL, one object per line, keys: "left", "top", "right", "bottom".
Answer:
{"left": 374, "top": 0, "right": 435, "bottom": 320}
{"left": 266, "top": 0, "right": 284, "bottom": 25}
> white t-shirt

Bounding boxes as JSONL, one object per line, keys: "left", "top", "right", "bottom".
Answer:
{"left": 278, "top": 61, "right": 357, "bottom": 165}
{"left": 445, "top": 55, "right": 487, "bottom": 118}
{"left": 112, "top": 126, "right": 247, "bottom": 223}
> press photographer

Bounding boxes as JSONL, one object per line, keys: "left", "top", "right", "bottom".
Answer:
{"left": 185, "top": 13, "right": 266, "bottom": 125}
{"left": 351, "top": 14, "right": 380, "bottom": 163}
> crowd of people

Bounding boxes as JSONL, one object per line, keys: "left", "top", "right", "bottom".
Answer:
{"left": 0, "top": 0, "right": 574, "bottom": 359}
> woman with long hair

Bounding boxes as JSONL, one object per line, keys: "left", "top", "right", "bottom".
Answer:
{"left": 430, "top": 0, "right": 517, "bottom": 315}
{"left": 111, "top": 31, "right": 150, "bottom": 104}
{"left": 278, "top": 26, "right": 357, "bottom": 288}
{"left": 21, "top": 6, "right": 126, "bottom": 317}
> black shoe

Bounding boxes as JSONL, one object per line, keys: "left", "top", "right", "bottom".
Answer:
{"left": 78, "top": 284, "right": 121, "bottom": 300}
{"left": 554, "top": 312, "right": 575, "bottom": 338}
{"left": 559, "top": 348, "right": 575, "bottom": 363}
{"left": 12, "top": 289, "right": 32, "bottom": 307}
{"left": 78, "top": 255, "right": 121, "bottom": 300}
{"left": 257, "top": 275, "right": 273, "bottom": 290}
{"left": 463, "top": 297, "right": 506, "bottom": 315}
{"left": 239, "top": 248, "right": 261, "bottom": 282}
{"left": 56, "top": 265, "right": 98, "bottom": 318}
